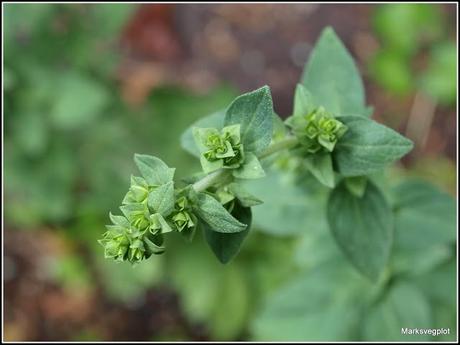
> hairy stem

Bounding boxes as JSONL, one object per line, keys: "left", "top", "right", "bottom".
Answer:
{"left": 192, "top": 136, "right": 299, "bottom": 193}
{"left": 258, "top": 135, "right": 299, "bottom": 159}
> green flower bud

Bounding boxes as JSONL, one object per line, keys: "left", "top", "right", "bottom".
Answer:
{"left": 288, "top": 106, "right": 347, "bottom": 154}
{"left": 99, "top": 229, "right": 130, "bottom": 262}
{"left": 193, "top": 125, "right": 245, "bottom": 173}
{"left": 169, "top": 196, "right": 197, "bottom": 233}
{"left": 123, "top": 176, "right": 151, "bottom": 204}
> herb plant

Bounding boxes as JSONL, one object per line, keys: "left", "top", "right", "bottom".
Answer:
{"left": 99, "top": 26, "right": 418, "bottom": 282}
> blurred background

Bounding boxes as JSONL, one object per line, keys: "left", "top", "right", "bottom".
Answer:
{"left": 3, "top": 3, "right": 457, "bottom": 341}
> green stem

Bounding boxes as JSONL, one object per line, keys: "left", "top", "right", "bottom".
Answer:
{"left": 258, "top": 136, "right": 299, "bottom": 159}
{"left": 192, "top": 136, "right": 299, "bottom": 193}
{"left": 192, "top": 169, "right": 231, "bottom": 193}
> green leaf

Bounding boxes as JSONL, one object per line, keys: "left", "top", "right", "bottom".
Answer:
{"left": 134, "top": 154, "right": 175, "bottom": 185}
{"left": 302, "top": 27, "right": 368, "bottom": 116}
{"left": 228, "top": 183, "right": 263, "bottom": 207}
{"left": 180, "top": 110, "right": 225, "bottom": 157}
{"left": 363, "top": 282, "right": 431, "bottom": 341}
{"left": 252, "top": 259, "right": 372, "bottom": 341}
{"left": 147, "top": 181, "right": 175, "bottom": 216}
{"left": 199, "top": 154, "right": 224, "bottom": 173}
{"left": 193, "top": 193, "right": 247, "bottom": 233}
{"left": 391, "top": 179, "right": 456, "bottom": 276}
{"left": 304, "top": 153, "right": 335, "bottom": 188}
{"left": 109, "top": 212, "right": 130, "bottom": 228}
{"left": 203, "top": 202, "right": 252, "bottom": 263}
{"left": 333, "top": 116, "right": 413, "bottom": 176}
{"left": 393, "top": 179, "right": 456, "bottom": 249}
{"left": 233, "top": 152, "right": 265, "bottom": 179}
{"left": 344, "top": 176, "right": 367, "bottom": 198}
{"left": 244, "top": 168, "right": 325, "bottom": 236}
{"left": 224, "top": 86, "right": 274, "bottom": 154}
{"left": 327, "top": 180, "right": 393, "bottom": 281}
{"left": 293, "top": 83, "right": 315, "bottom": 117}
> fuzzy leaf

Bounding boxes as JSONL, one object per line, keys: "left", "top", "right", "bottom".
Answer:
{"left": 147, "top": 181, "right": 175, "bottom": 216}
{"left": 233, "top": 152, "right": 265, "bottom": 179}
{"left": 134, "top": 154, "right": 175, "bottom": 185}
{"left": 327, "top": 180, "right": 393, "bottom": 281}
{"left": 302, "top": 27, "right": 368, "bottom": 116}
{"left": 194, "top": 193, "right": 247, "bottom": 233}
{"left": 333, "top": 116, "right": 413, "bottom": 176}
{"left": 293, "top": 83, "right": 315, "bottom": 117}
{"left": 224, "top": 86, "right": 274, "bottom": 154}
{"left": 203, "top": 202, "right": 252, "bottom": 263}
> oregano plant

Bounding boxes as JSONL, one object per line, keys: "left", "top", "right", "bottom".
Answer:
{"left": 99, "top": 27, "right": 414, "bottom": 281}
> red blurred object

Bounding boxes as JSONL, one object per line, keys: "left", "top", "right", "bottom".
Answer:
{"left": 121, "top": 4, "right": 182, "bottom": 61}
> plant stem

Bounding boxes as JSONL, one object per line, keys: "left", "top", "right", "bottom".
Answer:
{"left": 192, "top": 136, "right": 299, "bottom": 193}
{"left": 258, "top": 135, "right": 299, "bottom": 159}
{"left": 192, "top": 169, "right": 231, "bottom": 193}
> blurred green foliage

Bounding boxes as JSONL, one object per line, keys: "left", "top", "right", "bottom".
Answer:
{"left": 4, "top": 3, "right": 457, "bottom": 342}
{"left": 370, "top": 4, "right": 456, "bottom": 105}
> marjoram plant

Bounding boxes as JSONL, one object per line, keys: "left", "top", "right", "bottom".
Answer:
{"left": 99, "top": 27, "right": 414, "bottom": 281}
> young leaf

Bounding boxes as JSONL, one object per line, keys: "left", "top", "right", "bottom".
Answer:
{"left": 293, "top": 84, "right": 315, "bottom": 117}
{"left": 147, "top": 181, "right": 175, "bottom": 216}
{"left": 233, "top": 152, "right": 265, "bottom": 179}
{"left": 224, "top": 86, "right": 274, "bottom": 154}
{"left": 180, "top": 110, "right": 225, "bottom": 157}
{"left": 134, "top": 154, "right": 175, "bottom": 185}
{"left": 193, "top": 192, "right": 247, "bottom": 233}
{"left": 333, "top": 116, "right": 413, "bottom": 176}
{"left": 304, "top": 153, "right": 335, "bottom": 188}
{"left": 302, "top": 27, "right": 368, "bottom": 117}
{"left": 203, "top": 202, "right": 252, "bottom": 264}
{"left": 327, "top": 180, "right": 393, "bottom": 281}
{"left": 109, "top": 212, "right": 130, "bottom": 227}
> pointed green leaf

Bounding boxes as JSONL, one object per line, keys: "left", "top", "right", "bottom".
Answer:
{"left": 233, "top": 152, "right": 265, "bottom": 179}
{"left": 224, "top": 86, "right": 274, "bottom": 154}
{"left": 302, "top": 27, "right": 368, "bottom": 116}
{"left": 333, "top": 116, "right": 413, "bottom": 176}
{"left": 327, "top": 180, "right": 393, "bottom": 281}
{"left": 109, "top": 212, "right": 130, "bottom": 227}
{"left": 199, "top": 154, "right": 224, "bottom": 173}
{"left": 193, "top": 193, "right": 247, "bottom": 233}
{"left": 304, "top": 153, "right": 335, "bottom": 188}
{"left": 293, "top": 83, "right": 315, "bottom": 117}
{"left": 147, "top": 181, "right": 175, "bottom": 216}
{"left": 134, "top": 154, "right": 175, "bottom": 185}
{"left": 203, "top": 202, "right": 252, "bottom": 263}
